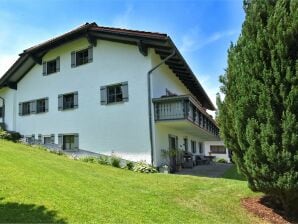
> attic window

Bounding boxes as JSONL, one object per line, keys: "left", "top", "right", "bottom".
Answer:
{"left": 71, "top": 46, "right": 93, "bottom": 67}
{"left": 43, "top": 57, "right": 60, "bottom": 76}
{"left": 47, "top": 60, "right": 57, "bottom": 74}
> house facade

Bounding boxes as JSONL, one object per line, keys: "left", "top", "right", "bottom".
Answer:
{"left": 0, "top": 23, "right": 230, "bottom": 166}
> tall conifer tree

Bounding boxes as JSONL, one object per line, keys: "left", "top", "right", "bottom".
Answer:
{"left": 217, "top": 0, "right": 298, "bottom": 216}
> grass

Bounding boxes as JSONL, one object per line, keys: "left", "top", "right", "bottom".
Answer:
{"left": 0, "top": 140, "right": 262, "bottom": 223}
{"left": 222, "top": 165, "right": 247, "bottom": 181}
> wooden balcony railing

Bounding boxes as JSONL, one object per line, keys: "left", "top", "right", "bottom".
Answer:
{"left": 153, "top": 95, "right": 219, "bottom": 136}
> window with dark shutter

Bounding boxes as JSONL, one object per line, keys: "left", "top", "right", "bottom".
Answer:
{"left": 72, "top": 46, "right": 93, "bottom": 68}
{"left": 58, "top": 92, "right": 78, "bottom": 110}
{"left": 22, "top": 102, "right": 31, "bottom": 115}
{"left": 102, "top": 82, "right": 129, "bottom": 105}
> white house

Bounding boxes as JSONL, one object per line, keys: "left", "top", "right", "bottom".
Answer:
{"left": 0, "top": 22, "right": 230, "bottom": 169}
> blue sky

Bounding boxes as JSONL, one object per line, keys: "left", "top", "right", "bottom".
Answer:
{"left": 0, "top": 0, "right": 245, "bottom": 108}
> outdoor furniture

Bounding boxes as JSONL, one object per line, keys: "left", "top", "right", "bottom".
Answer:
{"left": 182, "top": 152, "right": 194, "bottom": 168}
{"left": 204, "top": 155, "right": 216, "bottom": 164}
{"left": 195, "top": 155, "right": 209, "bottom": 165}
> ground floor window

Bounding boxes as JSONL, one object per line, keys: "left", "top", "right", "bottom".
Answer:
{"left": 183, "top": 138, "right": 188, "bottom": 152}
{"left": 210, "top": 145, "right": 226, "bottom": 154}
{"left": 58, "top": 134, "right": 79, "bottom": 150}
{"left": 191, "top": 140, "right": 196, "bottom": 154}
{"left": 44, "top": 136, "right": 52, "bottom": 144}
{"left": 0, "top": 107, "right": 3, "bottom": 118}
{"left": 198, "top": 142, "right": 203, "bottom": 154}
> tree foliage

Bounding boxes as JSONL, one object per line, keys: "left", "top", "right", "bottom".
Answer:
{"left": 217, "top": 0, "right": 298, "bottom": 216}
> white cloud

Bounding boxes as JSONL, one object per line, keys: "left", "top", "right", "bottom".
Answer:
{"left": 180, "top": 28, "right": 237, "bottom": 53}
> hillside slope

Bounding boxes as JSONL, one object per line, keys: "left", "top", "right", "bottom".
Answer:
{"left": 0, "top": 140, "right": 260, "bottom": 223}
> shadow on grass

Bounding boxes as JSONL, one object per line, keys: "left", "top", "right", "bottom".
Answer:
{"left": 0, "top": 198, "right": 66, "bottom": 223}
{"left": 221, "top": 165, "right": 247, "bottom": 181}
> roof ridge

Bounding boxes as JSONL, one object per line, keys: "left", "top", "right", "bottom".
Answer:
{"left": 22, "top": 22, "right": 97, "bottom": 54}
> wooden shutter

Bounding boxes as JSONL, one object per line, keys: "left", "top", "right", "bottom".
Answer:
{"left": 56, "top": 57, "right": 60, "bottom": 72}
{"left": 121, "top": 82, "right": 129, "bottom": 102}
{"left": 58, "top": 94, "right": 63, "bottom": 111}
{"left": 100, "top": 86, "right": 107, "bottom": 105}
{"left": 58, "top": 134, "right": 63, "bottom": 149}
{"left": 50, "top": 134, "right": 55, "bottom": 144}
{"left": 88, "top": 46, "right": 93, "bottom": 63}
{"left": 73, "top": 92, "right": 78, "bottom": 108}
{"left": 42, "top": 62, "right": 47, "bottom": 75}
{"left": 74, "top": 134, "right": 79, "bottom": 150}
{"left": 71, "top": 51, "right": 76, "bottom": 67}
{"left": 19, "top": 103, "right": 23, "bottom": 116}
{"left": 30, "top": 101, "right": 36, "bottom": 114}
{"left": 45, "top": 98, "right": 49, "bottom": 112}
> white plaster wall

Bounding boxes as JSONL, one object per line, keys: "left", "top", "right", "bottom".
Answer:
{"left": 0, "top": 87, "right": 16, "bottom": 131}
{"left": 15, "top": 38, "right": 152, "bottom": 163}
{"left": 150, "top": 52, "right": 192, "bottom": 98}
{"left": 204, "top": 141, "right": 230, "bottom": 162}
{"left": 154, "top": 124, "right": 205, "bottom": 166}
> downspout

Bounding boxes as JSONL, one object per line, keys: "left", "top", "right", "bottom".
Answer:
{"left": 147, "top": 50, "right": 176, "bottom": 165}
{"left": 0, "top": 96, "right": 5, "bottom": 126}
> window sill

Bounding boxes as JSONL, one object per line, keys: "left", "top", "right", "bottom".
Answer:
{"left": 61, "top": 107, "right": 78, "bottom": 111}
{"left": 72, "top": 61, "right": 91, "bottom": 68}
{"left": 105, "top": 101, "right": 125, "bottom": 105}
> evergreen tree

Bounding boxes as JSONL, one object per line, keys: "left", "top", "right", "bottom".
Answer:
{"left": 217, "top": 0, "right": 298, "bottom": 216}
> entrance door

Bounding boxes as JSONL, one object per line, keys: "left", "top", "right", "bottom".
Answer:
{"left": 169, "top": 135, "right": 178, "bottom": 173}
{"left": 63, "top": 135, "right": 75, "bottom": 150}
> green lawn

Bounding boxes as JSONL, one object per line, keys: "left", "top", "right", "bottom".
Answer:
{"left": 0, "top": 140, "right": 261, "bottom": 223}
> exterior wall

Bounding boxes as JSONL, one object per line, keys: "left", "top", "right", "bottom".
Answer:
{"left": 150, "top": 52, "right": 192, "bottom": 98}
{"left": 14, "top": 38, "right": 152, "bottom": 163}
{"left": 154, "top": 124, "right": 205, "bottom": 166}
{"left": 0, "top": 87, "right": 16, "bottom": 131}
{"left": 204, "top": 141, "right": 230, "bottom": 162}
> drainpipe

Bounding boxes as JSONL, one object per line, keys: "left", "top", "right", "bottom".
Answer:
{"left": 0, "top": 96, "right": 5, "bottom": 126}
{"left": 147, "top": 50, "right": 176, "bottom": 165}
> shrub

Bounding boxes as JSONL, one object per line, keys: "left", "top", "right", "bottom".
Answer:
{"left": 0, "top": 129, "right": 21, "bottom": 142}
{"left": 216, "top": 158, "right": 228, "bottom": 163}
{"left": 80, "top": 156, "right": 97, "bottom": 163}
{"left": 96, "top": 156, "right": 110, "bottom": 165}
{"left": 111, "top": 156, "right": 121, "bottom": 168}
{"left": 0, "top": 129, "right": 11, "bottom": 140}
{"left": 126, "top": 161, "right": 134, "bottom": 170}
{"left": 132, "top": 161, "right": 158, "bottom": 173}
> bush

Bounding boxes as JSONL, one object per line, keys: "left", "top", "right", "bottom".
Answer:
{"left": 111, "top": 156, "right": 121, "bottom": 168}
{"left": 132, "top": 161, "right": 158, "bottom": 173}
{"left": 96, "top": 156, "right": 110, "bottom": 165}
{"left": 216, "top": 158, "right": 228, "bottom": 163}
{"left": 80, "top": 156, "right": 97, "bottom": 163}
{"left": 126, "top": 161, "right": 134, "bottom": 170}
{"left": 0, "top": 129, "right": 21, "bottom": 142}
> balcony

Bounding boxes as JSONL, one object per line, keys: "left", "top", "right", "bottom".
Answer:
{"left": 153, "top": 95, "right": 220, "bottom": 140}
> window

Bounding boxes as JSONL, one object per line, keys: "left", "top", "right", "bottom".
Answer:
{"left": 71, "top": 46, "right": 93, "bottom": 67}
{"left": 198, "top": 142, "right": 203, "bottom": 154}
{"left": 43, "top": 57, "right": 60, "bottom": 75}
{"left": 108, "top": 84, "right": 123, "bottom": 103}
{"left": 22, "top": 102, "right": 31, "bottom": 115}
{"left": 37, "top": 99, "right": 46, "bottom": 113}
{"left": 100, "top": 82, "right": 128, "bottom": 105}
{"left": 191, "top": 140, "right": 196, "bottom": 154}
{"left": 76, "top": 49, "right": 88, "bottom": 65}
{"left": 191, "top": 141, "right": 196, "bottom": 153}
{"left": 19, "top": 98, "right": 48, "bottom": 116}
{"left": 47, "top": 60, "right": 57, "bottom": 74}
{"left": 58, "top": 92, "right": 78, "bottom": 110}
{"left": 25, "top": 135, "right": 35, "bottom": 144}
{"left": 183, "top": 138, "right": 188, "bottom": 152}
{"left": 210, "top": 145, "right": 226, "bottom": 154}
{"left": 0, "top": 107, "right": 3, "bottom": 118}
{"left": 58, "top": 133, "right": 79, "bottom": 150}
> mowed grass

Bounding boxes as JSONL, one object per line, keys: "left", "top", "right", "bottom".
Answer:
{"left": 0, "top": 140, "right": 261, "bottom": 223}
